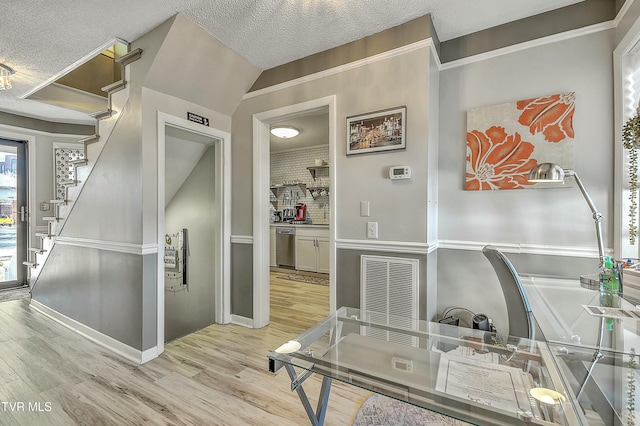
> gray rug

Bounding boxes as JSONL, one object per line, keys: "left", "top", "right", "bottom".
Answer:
{"left": 0, "top": 287, "right": 30, "bottom": 303}
{"left": 352, "top": 394, "right": 472, "bottom": 426}
{"left": 277, "top": 273, "right": 329, "bottom": 286}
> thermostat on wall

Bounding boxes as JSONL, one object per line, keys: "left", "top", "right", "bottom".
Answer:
{"left": 389, "top": 166, "right": 411, "bottom": 180}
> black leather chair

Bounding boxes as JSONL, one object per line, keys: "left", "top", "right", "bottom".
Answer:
{"left": 482, "top": 245, "right": 537, "bottom": 340}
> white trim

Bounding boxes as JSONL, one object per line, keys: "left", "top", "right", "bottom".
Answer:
{"left": 54, "top": 236, "right": 158, "bottom": 255}
{"left": 157, "top": 112, "right": 232, "bottom": 355}
{"left": 30, "top": 299, "right": 156, "bottom": 364}
{"left": 253, "top": 95, "right": 337, "bottom": 329}
{"left": 613, "top": 2, "right": 640, "bottom": 259}
{"left": 231, "top": 314, "right": 254, "bottom": 328}
{"left": 21, "top": 38, "right": 129, "bottom": 100}
{"left": 335, "top": 238, "right": 612, "bottom": 258}
{"left": 272, "top": 143, "right": 332, "bottom": 154}
{"left": 336, "top": 239, "right": 431, "bottom": 255}
{"left": 243, "top": 40, "right": 432, "bottom": 99}
{"left": 231, "top": 235, "right": 253, "bottom": 244}
{"left": 439, "top": 21, "right": 614, "bottom": 70}
{"left": 438, "top": 240, "right": 613, "bottom": 258}
{"left": 0, "top": 123, "right": 91, "bottom": 139}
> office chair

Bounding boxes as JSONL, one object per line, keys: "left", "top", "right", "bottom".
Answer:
{"left": 482, "top": 245, "right": 536, "bottom": 340}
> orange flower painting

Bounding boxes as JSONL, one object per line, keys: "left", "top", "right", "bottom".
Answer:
{"left": 517, "top": 92, "right": 575, "bottom": 143}
{"left": 466, "top": 92, "right": 574, "bottom": 191}
{"left": 466, "top": 127, "right": 538, "bottom": 190}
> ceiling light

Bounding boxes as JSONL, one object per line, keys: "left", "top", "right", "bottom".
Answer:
{"left": 270, "top": 126, "right": 299, "bottom": 138}
{"left": 0, "top": 64, "right": 15, "bottom": 90}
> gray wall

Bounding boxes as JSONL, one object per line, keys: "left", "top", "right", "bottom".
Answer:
{"left": 232, "top": 37, "right": 436, "bottom": 318}
{"left": 164, "top": 146, "right": 216, "bottom": 342}
{"left": 30, "top": 13, "right": 260, "bottom": 353}
{"left": 437, "top": 29, "right": 615, "bottom": 333}
{"left": 32, "top": 244, "right": 143, "bottom": 349}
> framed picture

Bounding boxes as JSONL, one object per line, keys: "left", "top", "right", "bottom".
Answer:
{"left": 347, "top": 106, "right": 406, "bottom": 155}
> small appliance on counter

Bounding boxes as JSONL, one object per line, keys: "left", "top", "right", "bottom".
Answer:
{"left": 294, "top": 203, "right": 307, "bottom": 221}
{"left": 282, "top": 207, "right": 296, "bottom": 221}
{"left": 271, "top": 211, "right": 282, "bottom": 223}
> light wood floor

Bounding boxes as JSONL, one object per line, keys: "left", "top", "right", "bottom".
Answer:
{"left": 0, "top": 276, "right": 369, "bottom": 425}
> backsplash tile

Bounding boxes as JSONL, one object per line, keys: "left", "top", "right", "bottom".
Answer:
{"left": 271, "top": 146, "right": 330, "bottom": 224}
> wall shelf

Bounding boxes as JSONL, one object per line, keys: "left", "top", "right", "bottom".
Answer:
{"left": 307, "top": 165, "right": 329, "bottom": 180}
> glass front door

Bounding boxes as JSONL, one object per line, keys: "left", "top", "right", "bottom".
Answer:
{"left": 0, "top": 139, "right": 27, "bottom": 289}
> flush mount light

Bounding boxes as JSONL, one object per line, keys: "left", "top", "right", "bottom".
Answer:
{"left": 270, "top": 126, "right": 299, "bottom": 138}
{"left": 0, "top": 64, "right": 15, "bottom": 91}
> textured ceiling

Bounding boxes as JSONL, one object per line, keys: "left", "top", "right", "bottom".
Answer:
{"left": 1, "top": 0, "right": 585, "bottom": 124}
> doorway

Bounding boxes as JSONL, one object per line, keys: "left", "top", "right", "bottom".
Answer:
{"left": 0, "top": 138, "right": 27, "bottom": 290}
{"left": 156, "top": 112, "right": 231, "bottom": 352}
{"left": 252, "top": 96, "right": 337, "bottom": 328}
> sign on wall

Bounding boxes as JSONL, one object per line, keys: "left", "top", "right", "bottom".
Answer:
{"left": 465, "top": 92, "right": 575, "bottom": 191}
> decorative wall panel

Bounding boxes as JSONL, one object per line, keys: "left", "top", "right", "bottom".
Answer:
{"left": 466, "top": 92, "right": 575, "bottom": 191}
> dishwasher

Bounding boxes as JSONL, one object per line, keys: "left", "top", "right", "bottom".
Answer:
{"left": 276, "top": 227, "right": 296, "bottom": 269}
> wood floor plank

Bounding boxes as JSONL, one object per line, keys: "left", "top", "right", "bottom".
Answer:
{"left": 0, "top": 274, "right": 368, "bottom": 425}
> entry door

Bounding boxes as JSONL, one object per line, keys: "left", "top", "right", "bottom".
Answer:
{"left": 0, "top": 139, "right": 27, "bottom": 289}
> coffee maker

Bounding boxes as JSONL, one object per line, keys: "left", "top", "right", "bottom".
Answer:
{"left": 294, "top": 203, "right": 307, "bottom": 221}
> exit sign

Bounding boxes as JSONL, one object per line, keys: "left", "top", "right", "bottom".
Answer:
{"left": 187, "top": 112, "right": 209, "bottom": 126}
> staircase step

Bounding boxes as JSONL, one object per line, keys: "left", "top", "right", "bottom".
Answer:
{"left": 69, "top": 158, "right": 87, "bottom": 166}
{"left": 22, "top": 261, "right": 38, "bottom": 268}
{"left": 28, "top": 248, "right": 46, "bottom": 254}
{"left": 35, "top": 233, "right": 55, "bottom": 239}
{"left": 102, "top": 80, "right": 126, "bottom": 94}
{"left": 116, "top": 48, "right": 143, "bottom": 66}
{"left": 42, "top": 216, "right": 59, "bottom": 222}
{"left": 78, "top": 135, "right": 99, "bottom": 144}
{"left": 89, "top": 109, "right": 114, "bottom": 120}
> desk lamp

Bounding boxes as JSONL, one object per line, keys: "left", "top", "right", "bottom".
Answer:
{"left": 527, "top": 163, "right": 605, "bottom": 271}
{"left": 528, "top": 163, "right": 606, "bottom": 398}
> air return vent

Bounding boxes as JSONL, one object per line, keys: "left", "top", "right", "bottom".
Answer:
{"left": 360, "top": 255, "right": 419, "bottom": 346}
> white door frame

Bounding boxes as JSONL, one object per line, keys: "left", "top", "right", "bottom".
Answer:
{"left": 614, "top": 12, "right": 640, "bottom": 259}
{"left": 157, "top": 112, "right": 231, "bottom": 353}
{"left": 252, "top": 95, "right": 337, "bottom": 328}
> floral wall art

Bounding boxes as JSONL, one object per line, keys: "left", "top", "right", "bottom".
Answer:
{"left": 466, "top": 92, "right": 575, "bottom": 190}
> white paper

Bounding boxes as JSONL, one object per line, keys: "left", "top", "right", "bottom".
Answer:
{"left": 435, "top": 353, "right": 531, "bottom": 414}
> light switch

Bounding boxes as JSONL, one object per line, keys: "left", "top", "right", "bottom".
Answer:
{"left": 367, "top": 222, "right": 378, "bottom": 239}
{"left": 360, "top": 201, "right": 370, "bottom": 217}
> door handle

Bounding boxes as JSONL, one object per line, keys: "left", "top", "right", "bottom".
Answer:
{"left": 19, "top": 206, "right": 26, "bottom": 222}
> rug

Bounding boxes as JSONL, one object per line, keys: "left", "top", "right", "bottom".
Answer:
{"left": 352, "top": 393, "right": 472, "bottom": 426}
{"left": 0, "top": 286, "right": 30, "bottom": 303}
{"left": 277, "top": 273, "right": 329, "bottom": 286}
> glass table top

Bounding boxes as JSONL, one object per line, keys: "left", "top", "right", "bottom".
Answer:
{"left": 268, "top": 307, "right": 585, "bottom": 425}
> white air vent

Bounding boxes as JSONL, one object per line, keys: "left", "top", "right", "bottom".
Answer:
{"left": 360, "top": 255, "right": 419, "bottom": 346}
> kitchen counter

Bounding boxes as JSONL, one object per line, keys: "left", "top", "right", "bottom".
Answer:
{"left": 270, "top": 223, "right": 329, "bottom": 229}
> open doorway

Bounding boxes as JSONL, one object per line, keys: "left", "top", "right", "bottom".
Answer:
{"left": 269, "top": 107, "right": 331, "bottom": 327}
{"left": 252, "top": 96, "right": 337, "bottom": 328}
{"left": 157, "top": 112, "right": 230, "bottom": 352}
{"left": 0, "top": 138, "right": 27, "bottom": 290}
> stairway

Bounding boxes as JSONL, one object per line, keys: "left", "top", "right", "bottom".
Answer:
{"left": 23, "top": 46, "right": 143, "bottom": 284}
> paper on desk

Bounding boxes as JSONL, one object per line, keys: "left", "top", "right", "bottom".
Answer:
{"left": 435, "top": 353, "right": 532, "bottom": 415}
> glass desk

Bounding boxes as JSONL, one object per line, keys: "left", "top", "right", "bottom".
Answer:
{"left": 268, "top": 307, "right": 584, "bottom": 425}
{"left": 522, "top": 276, "right": 640, "bottom": 425}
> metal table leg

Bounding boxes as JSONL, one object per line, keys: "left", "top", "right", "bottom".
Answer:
{"left": 285, "top": 364, "right": 332, "bottom": 426}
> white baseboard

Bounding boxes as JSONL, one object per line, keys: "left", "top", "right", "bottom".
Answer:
{"left": 30, "top": 299, "right": 157, "bottom": 364}
{"left": 231, "top": 314, "right": 254, "bottom": 328}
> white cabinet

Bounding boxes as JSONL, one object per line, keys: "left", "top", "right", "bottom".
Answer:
{"left": 270, "top": 227, "right": 277, "bottom": 267}
{"left": 295, "top": 227, "right": 329, "bottom": 273}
